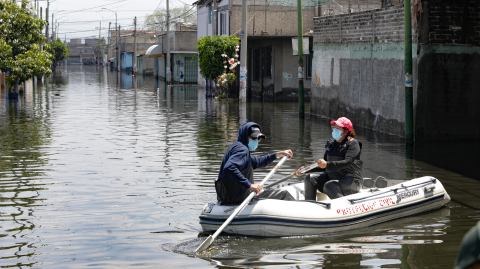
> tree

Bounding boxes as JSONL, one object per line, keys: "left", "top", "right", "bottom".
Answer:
{"left": 196, "top": 35, "right": 240, "bottom": 81}
{"left": 47, "top": 38, "right": 68, "bottom": 70}
{"left": 0, "top": 0, "right": 53, "bottom": 89}
{"left": 93, "top": 38, "right": 105, "bottom": 62}
{"left": 143, "top": 5, "right": 197, "bottom": 32}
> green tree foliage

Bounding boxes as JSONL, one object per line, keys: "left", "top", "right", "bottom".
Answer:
{"left": 144, "top": 5, "right": 196, "bottom": 32}
{"left": 0, "top": 0, "right": 53, "bottom": 87}
{"left": 93, "top": 38, "right": 105, "bottom": 59}
{"left": 195, "top": 35, "right": 240, "bottom": 81}
{"left": 47, "top": 38, "right": 68, "bottom": 70}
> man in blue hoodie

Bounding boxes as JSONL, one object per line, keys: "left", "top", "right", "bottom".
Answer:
{"left": 215, "top": 122, "right": 295, "bottom": 204}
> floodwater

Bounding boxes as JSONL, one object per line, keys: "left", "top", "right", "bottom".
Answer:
{"left": 1, "top": 65, "right": 479, "bottom": 268}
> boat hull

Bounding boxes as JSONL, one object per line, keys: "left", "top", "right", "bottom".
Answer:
{"left": 199, "top": 176, "right": 451, "bottom": 237}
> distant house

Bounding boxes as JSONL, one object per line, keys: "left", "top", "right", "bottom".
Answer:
{"left": 146, "top": 22, "right": 198, "bottom": 83}
{"left": 67, "top": 38, "right": 97, "bottom": 65}
{"left": 107, "top": 30, "right": 157, "bottom": 71}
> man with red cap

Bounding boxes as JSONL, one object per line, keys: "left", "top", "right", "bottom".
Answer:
{"left": 296, "top": 117, "right": 364, "bottom": 200}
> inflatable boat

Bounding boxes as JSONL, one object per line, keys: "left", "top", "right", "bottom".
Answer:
{"left": 199, "top": 176, "right": 451, "bottom": 237}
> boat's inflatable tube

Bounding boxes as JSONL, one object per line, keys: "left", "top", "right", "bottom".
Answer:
{"left": 199, "top": 176, "right": 451, "bottom": 237}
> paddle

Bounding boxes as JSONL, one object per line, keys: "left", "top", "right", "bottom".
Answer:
{"left": 265, "top": 162, "right": 319, "bottom": 188}
{"left": 195, "top": 156, "right": 289, "bottom": 254}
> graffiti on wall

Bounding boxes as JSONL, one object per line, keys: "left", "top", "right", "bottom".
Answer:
{"left": 283, "top": 72, "right": 293, "bottom": 80}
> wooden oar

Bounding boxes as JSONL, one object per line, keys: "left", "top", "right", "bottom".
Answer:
{"left": 194, "top": 156, "right": 288, "bottom": 254}
{"left": 265, "top": 162, "right": 319, "bottom": 188}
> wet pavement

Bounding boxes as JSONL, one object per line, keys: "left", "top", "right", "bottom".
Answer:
{"left": 0, "top": 65, "right": 479, "bottom": 268}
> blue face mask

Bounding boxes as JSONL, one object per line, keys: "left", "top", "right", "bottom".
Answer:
{"left": 332, "top": 129, "right": 343, "bottom": 140}
{"left": 248, "top": 139, "right": 259, "bottom": 151}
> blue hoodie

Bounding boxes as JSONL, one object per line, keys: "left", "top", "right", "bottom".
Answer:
{"left": 217, "top": 122, "right": 277, "bottom": 189}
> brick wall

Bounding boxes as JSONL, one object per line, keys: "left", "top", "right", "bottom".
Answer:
{"left": 314, "top": 5, "right": 416, "bottom": 45}
{"left": 427, "top": 0, "right": 480, "bottom": 45}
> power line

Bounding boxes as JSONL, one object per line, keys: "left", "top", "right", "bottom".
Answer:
{"left": 54, "top": 0, "right": 127, "bottom": 15}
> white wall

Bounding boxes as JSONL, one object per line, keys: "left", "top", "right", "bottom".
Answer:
{"left": 197, "top": 5, "right": 212, "bottom": 40}
{"left": 197, "top": 5, "right": 213, "bottom": 86}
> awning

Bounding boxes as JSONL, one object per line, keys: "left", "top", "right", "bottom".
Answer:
{"left": 146, "top": 45, "right": 164, "bottom": 58}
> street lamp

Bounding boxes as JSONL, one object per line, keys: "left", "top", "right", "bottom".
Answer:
{"left": 102, "top": 8, "right": 118, "bottom": 71}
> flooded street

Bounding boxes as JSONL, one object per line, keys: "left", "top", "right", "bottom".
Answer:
{"left": 1, "top": 65, "right": 479, "bottom": 268}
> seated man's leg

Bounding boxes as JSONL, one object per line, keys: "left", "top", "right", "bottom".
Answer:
{"left": 257, "top": 188, "right": 295, "bottom": 200}
{"left": 323, "top": 180, "right": 344, "bottom": 199}
{"left": 304, "top": 173, "right": 329, "bottom": 201}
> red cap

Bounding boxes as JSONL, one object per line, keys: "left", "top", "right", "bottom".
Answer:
{"left": 330, "top": 117, "right": 353, "bottom": 131}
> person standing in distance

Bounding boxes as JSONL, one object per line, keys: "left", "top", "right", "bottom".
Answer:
{"left": 215, "top": 122, "right": 295, "bottom": 204}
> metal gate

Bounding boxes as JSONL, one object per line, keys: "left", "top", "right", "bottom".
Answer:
{"left": 184, "top": 56, "right": 198, "bottom": 84}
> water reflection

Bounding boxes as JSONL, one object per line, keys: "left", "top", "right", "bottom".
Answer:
{"left": 0, "top": 66, "right": 479, "bottom": 268}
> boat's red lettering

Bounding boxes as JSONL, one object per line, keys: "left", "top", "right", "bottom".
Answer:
{"left": 379, "top": 197, "right": 396, "bottom": 207}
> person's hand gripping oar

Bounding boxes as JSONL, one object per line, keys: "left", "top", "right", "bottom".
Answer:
{"left": 265, "top": 162, "right": 319, "bottom": 189}
{"left": 194, "top": 156, "right": 289, "bottom": 254}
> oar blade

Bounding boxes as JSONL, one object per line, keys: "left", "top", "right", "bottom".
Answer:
{"left": 195, "top": 235, "right": 214, "bottom": 254}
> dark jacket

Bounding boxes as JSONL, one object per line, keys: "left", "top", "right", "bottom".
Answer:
{"left": 310, "top": 136, "right": 363, "bottom": 182}
{"left": 215, "top": 122, "right": 277, "bottom": 203}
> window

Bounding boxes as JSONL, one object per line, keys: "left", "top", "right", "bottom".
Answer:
{"left": 305, "top": 53, "right": 312, "bottom": 79}
{"left": 85, "top": 49, "right": 88, "bottom": 53}
{"left": 219, "top": 12, "right": 227, "bottom": 35}
{"left": 262, "top": 46, "right": 272, "bottom": 78}
{"left": 252, "top": 48, "right": 260, "bottom": 82}
{"left": 208, "top": 6, "right": 212, "bottom": 24}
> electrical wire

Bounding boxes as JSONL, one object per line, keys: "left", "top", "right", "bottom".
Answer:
{"left": 53, "top": 0, "right": 128, "bottom": 15}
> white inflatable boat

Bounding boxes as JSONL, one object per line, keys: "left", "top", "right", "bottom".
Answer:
{"left": 199, "top": 176, "right": 451, "bottom": 237}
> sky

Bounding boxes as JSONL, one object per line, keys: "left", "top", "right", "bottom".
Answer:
{"left": 35, "top": 0, "right": 197, "bottom": 41}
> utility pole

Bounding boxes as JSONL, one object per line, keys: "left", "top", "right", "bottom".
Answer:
{"left": 104, "top": 8, "right": 118, "bottom": 71}
{"left": 297, "top": 0, "right": 304, "bottom": 118}
{"left": 166, "top": 0, "right": 171, "bottom": 83}
{"left": 118, "top": 25, "right": 120, "bottom": 71}
{"left": 99, "top": 22, "right": 101, "bottom": 65}
{"left": 239, "top": 0, "right": 247, "bottom": 102}
{"left": 108, "top": 22, "right": 111, "bottom": 68}
{"left": 134, "top": 16, "right": 137, "bottom": 75}
{"left": 46, "top": 0, "right": 49, "bottom": 42}
{"left": 52, "top": 13, "right": 54, "bottom": 41}
{"left": 404, "top": 0, "right": 413, "bottom": 144}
